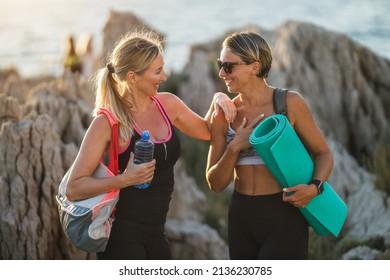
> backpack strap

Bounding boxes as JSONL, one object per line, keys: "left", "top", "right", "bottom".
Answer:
{"left": 273, "top": 88, "right": 288, "bottom": 117}
{"left": 97, "top": 108, "right": 119, "bottom": 176}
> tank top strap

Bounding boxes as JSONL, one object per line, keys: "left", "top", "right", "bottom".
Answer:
{"left": 151, "top": 96, "right": 172, "bottom": 125}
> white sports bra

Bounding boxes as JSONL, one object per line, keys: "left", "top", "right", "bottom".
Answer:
{"left": 226, "top": 124, "right": 265, "bottom": 166}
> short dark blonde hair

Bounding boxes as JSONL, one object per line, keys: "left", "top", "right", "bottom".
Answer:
{"left": 223, "top": 31, "right": 272, "bottom": 78}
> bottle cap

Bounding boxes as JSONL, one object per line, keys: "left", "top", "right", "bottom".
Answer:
{"left": 141, "top": 130, "right": 150, "bottom": 140}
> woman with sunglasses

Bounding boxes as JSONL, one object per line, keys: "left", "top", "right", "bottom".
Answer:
{"left": 206, "top": 31, "right": 334, "bottom": 259}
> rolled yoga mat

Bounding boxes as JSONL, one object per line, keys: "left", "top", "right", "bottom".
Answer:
{"left": 249, "top": 114, "right": 347, "bottom": 237}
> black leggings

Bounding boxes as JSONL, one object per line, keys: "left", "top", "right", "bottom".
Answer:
{"left": 228, "top": 191, "right": 308, "bottom": 260}
{"left": 97, "top": 218, "right": 171, "bottom": 260}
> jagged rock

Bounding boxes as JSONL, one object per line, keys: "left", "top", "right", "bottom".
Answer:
{"left": 177, "top": 49, "right": 218, "bottom": 117}
{"left": 24, "top": 78, "right": 92, "bottom": 146}
{"left": 58, "top": 71, "right": 95, "bottom": 108}
{"left": 3, "top": 74, "right": 29, "bottom": 105}
{"left": 165, "top": 159, "right": 229, "bottom": 259}
{"left": 0, "top": 99, "right": 92, "bottom": 260}
{"left": 165, "top": 219, "right": 228, "bottom": 260}
{"left": 168, "top": 159, "right": 207, "bottom": 222}
{"left": 0, "top": 110, "right": 63, "bottom": 259}
{"left": 328, "top": 139, "right": 390, "bottom": 246}
{"left": 61, "top": 142, "right": 79, "bottom": 171}
{"left": 342, "top": 245, "right": 381, "bottom": 260}
{"left": 270, "top": 21, "right": 390, "bottom": 160}
{"left": 102, "top": 10, "right": 165, "bottom": 64}
{"left": 0, "top": 94, "right": 21, "bottom": 123}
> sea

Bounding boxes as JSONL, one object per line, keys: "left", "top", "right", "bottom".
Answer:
{"left": 0, "top": 0, "right": 389, "bottom": 78}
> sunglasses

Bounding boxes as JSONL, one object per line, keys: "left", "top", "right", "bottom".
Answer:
{"left": 217, "top": 59, "right": 250, "bottom": 74}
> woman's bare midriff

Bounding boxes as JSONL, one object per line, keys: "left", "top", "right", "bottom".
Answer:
{"left": 234, "top": 165, "right": 282, "bottom": 195}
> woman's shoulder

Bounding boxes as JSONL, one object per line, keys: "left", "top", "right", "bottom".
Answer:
{"left": 153, "top": 92, "right": 184, "bottom": 120}
{"left": 78, "top": 113, "right": 112, "bottom": 150}
{"left": 155, "top": 92, "right": 184, "bottom": 108}
{"left": 90, "top": 114, "right": 112, "bottom": 135}
{"left": 211, "top": 108, "right": 229, "bottom": 131}
{"left": 285, "top": 89, "right": 313, "bottom": 124}
{"left": 155, "top": 92, "right": 180, "bottom": 101}
{"left": 286, "top": 89, "right": 308, "bottom": 109}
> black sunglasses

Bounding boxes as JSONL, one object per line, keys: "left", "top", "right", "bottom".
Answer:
{"left": 217, "top": 59, "right": 250, "bottom": 74}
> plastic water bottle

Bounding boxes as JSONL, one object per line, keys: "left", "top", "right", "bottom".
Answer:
{"left": 133, "top": 130, "right": 155, "bottom": 189}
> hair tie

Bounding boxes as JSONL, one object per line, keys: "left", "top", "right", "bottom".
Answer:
{"left": 106, "top": 63, "right": 115, "bottom": 74}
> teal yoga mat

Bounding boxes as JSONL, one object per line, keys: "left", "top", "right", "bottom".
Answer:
{"left": 249, "top": 114, "right": 347, "bottom": 237}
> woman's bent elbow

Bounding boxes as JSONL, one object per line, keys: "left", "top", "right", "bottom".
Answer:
{"left": 211, "top": 186, "right": 224, "bottom": 193}
{"left": 65, "top": 182, "right": 78, "bottom": 201}
{"left": 206, "top": 177, "right": 225, "bottom": 193}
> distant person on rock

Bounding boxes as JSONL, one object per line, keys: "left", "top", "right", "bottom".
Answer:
{"left": 76, "top": 34, "right": 96, "bottom": 79}
{"left": 206, "top": 31, "right": 334, "bottom": 260}
{"left": 65, "top": 29, "right": 235, "bottom": 260}
{"left": 64, "top": 34, "right": 82, "bottom": 74}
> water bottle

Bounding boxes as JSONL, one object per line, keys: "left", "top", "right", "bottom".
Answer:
{"left": 133, "top": 130, "right": 155, "bottom": 189}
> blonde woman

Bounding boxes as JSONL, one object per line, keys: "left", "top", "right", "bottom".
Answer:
{"left": 66, "top": 30, "right": 235, "bottom": 259}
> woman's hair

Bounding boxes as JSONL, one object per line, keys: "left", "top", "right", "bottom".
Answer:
{"left": 92, "top": 29, "right": 163, "bottom": 141}
{"left": 222, "top": 31, "right": 272, "bottom": 78}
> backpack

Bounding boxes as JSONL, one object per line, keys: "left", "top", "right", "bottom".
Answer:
{"left": 273, "top": 87, "right": 288, "bottom": 117}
